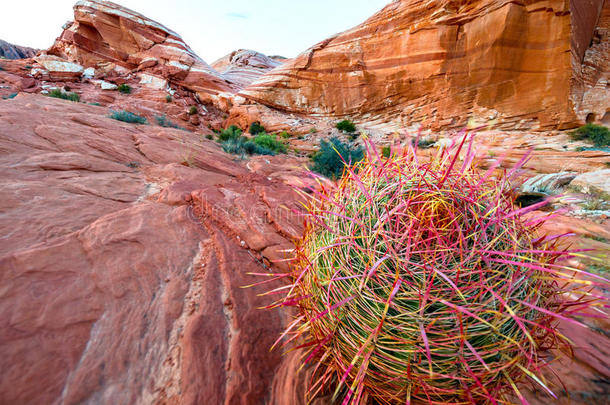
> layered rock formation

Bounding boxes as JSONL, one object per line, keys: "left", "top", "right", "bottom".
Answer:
{"left": 47, "top": 0, "right": 233, "bottom": 96}
{"left": 212, "top": 49, "right": 282, "bottom": 88}
{"left": 242, "top": 0, "right": 609, "bottom": 130}
{"left": 0, "top": 39, "right": 38, "bottom": 59}
{"left": 572, "top": 1, "right": 610, "bottom": 126}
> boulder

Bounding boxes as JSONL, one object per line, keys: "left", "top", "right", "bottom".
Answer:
{"left": 212, "top": 49, "right": 282, "bottom": 88}
{"left": 570, "top": 169, "right": 610, "bottom": 198}
{"left": 99, "top": 80, "right": 118, "bottom": 90}
{"left": 48, "top": 0, "right": 235, "bottom": 96}
{"left": 34, "top": 54, "right": 84, "bottom": 81}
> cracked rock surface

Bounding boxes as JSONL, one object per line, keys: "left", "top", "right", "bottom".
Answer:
{"left": 0, "top": 93, "right": 302, "bottom": 404}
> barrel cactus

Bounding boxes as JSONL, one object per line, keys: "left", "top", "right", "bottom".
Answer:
{"left": 275, "top": 136, "right": 602, "bottom": 404}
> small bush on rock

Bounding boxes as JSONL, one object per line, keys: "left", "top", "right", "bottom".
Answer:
{"left": 2, "top": 92, "right": 17, "bottom": 100}
{"left": 165, "top": 95, "right": 173, "bottom": 103}
{"left": 249, "top": 121, "right": 266, "bottom": 135}
{"left": 155, "top": 115, "right": 185, "bottom": 130}
{"left": 109, "top": 110, "right": 147, "bottom": 124}
{"left": 188, "top": 106, "right": 198, "bottom": 115}
{"left": 381, "top": 145, "right": 392, "bottom": 158}
{"left": 570, "top": 123, "right": 610, "bottom": 147}
{"left": 310, "top": 137, "right": 364, "bottom": 179}
{"left": 252, "top": 133, "right": 286, "bottom": 154}
{"left": 117, "top": 84, "right": 132, "bottom": 94}
{"left": 218, "top": 125, "right": 243, "bottom": 142}
{"left": 336, "top": 119, "right": 356, "bottom": 133}
{"left": 48, "top": 89, "right": 80, "bottom": 102}
{"left": 275, "top": 135, "right": 605, "bottom": 405}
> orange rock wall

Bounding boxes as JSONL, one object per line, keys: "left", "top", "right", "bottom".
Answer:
{"left": 242, "top": 0, "right": 607, "bottom": 130}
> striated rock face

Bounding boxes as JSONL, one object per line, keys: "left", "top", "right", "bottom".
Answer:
{"left": 572, "top": 1, "right": 610, "bottom": 125}
{"left": 48, "top": 0, "right": 233, "bottom": 96}
{"left": 242, "top": 0, "right": 608, "bottom": 130}
{"left": 0, "top": 39, "right": 38, "bottom": 59}
{"left": 0, "top": 93, "right": 302, "bottom": 404}
{"left": 212, "top": 49, "right": 282, "bottom": 88}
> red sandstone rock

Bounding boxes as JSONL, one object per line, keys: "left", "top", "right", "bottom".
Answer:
{"left": 242, "top": 0, "right": 608, "bottom": 130}
{"left": 48, "top": 0, "right": 234, "bottom": 96}
{"left": 212, "top": 49, "right": 282, "bottom": 88}
{"left": 0, "top": 93, "right": 301, "bottom": 404}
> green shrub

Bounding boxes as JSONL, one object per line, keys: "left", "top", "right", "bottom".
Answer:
{"left": 220, "top": 135, "right": 277, "bottom": 156}
{"left": 48, "top": 89, "right": 80, "bottom": 102}
{"left": 336, "top": 119, "right": 356, "bottom": 133}
{"left": 155, "top": 115, "right": 185, "bottom": 130}
{"left": 279, "top": 131, "right": 291, "bottom": 139}
{"left": 243, "top": 140, "right": 275, "bottom": 155}
{"left": 218, "top": 125, "right": 243, "bottom": 142}
{"left": 188, "top": 106, "right": 198, "bottom": 115}
{"left": 252, "top": 134, "right": 286, "bottom": 154}
{"left": 205, "top": 134, "right": 214, "bottom": 140}
{"left": 165, "top": 95, "right": 173, "bottom": 103}
{"left": 570, "top": 123, "right": 610, "bottom": 147}
{"left": 309, "top": 127, "right": 318, "bottom": 134}
{"left": 249, "top": 121, "right": 266, "bottom": 135}
{"left": 381, "top": 145, "right": 392, "bottom": 158}
{"left": 310, "top": 137, "right": 364, "bottom": 179}
{"left": 417, "top": 138, "right": 436, "bottom": 149}
{"left": 88, "top": 102, "right": 102, "bottom": 106}
{"left": 221, "top": 137, "right": 247, "bottom": 155}
{"left": 109, "top": 110, "right": 147, "bottom": 124}
{"left": 2, "top": 93, "right": 17, "bottom": 100}
{"left": 117, "top": 84, "right": 132, "bottom": 94}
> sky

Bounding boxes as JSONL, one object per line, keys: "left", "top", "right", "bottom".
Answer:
{"left": 1, "top": 0, "right": 390, "bottom": 63}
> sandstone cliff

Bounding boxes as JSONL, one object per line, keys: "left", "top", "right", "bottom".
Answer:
{"left": 241, "top": 0, "right": 609, "bottom": 130}
{"left": 48, "top": 0, "right": 233, "bottom": 96}
{"left": 0, "top": 39, "right": 38, "bottom": 59}
{"left": 212, "top": 49, "right": 282, "bottom": 88}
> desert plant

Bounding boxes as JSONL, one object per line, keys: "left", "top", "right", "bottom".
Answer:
{"left": 221, "top": 136, "right": 276, "bottom": 156}
{"left": 109, "top": 110, "right": 147, "bottom": 124}
{"left": 165, "top": 94, "right": 173, "bottom": 103}
{"left": 48, "top": 89, "right": 80, "bottom": 102}
{"left": 381, "top": 145, "right": 392, "bottom": 158}
{"left": 336, "top": 119, "right": 356, "bottom": 133}
{"left": 88, "top": 102, "right": 102, "bottom": 106}
{"left": 570, "top": 123, "right": 610, "bottom": 147}
{"left": 155, "top": 115, "right": 185, "bottom": 130}
{"left": 117, "top": 84, "right": 132, "bottom": 94}
{"left": 252, "top": 133, "right": 286, "bottom": 154}
{"left": 310, "top": 137, "right": 364, "bottom": 179}
{"left": 2, "top": 92, "right": 17, "bottom": 100}
{"left": 218, "top": 125, "right": 243, "bottom": 142}
{"left": 188, "top": 106, "right": 198, "bottom": 115}
{"left": 272, "top": 135, "right": 605, "bottom": 405}
{"left": 205, "top": 134, "right": 214, "bottom": 140}
{"left": 309, "top": 127, "right": 318, "bottom": 134}
{"left": 249, "top": 121, "right": 266, "bottom": 135}
{"left": 279, "top": 131, "right": 291, "bottom": 139}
